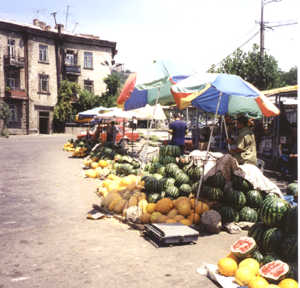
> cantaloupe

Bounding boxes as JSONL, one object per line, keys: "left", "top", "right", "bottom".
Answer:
{"left": 140, "top": 213, "right": 151, "bottom": 224}
{"left": 150, "top": 211, "right": 162, "bottom": 223}
{"left": 155, "top": 198, "right": 174, "bottom": 214}
{"left": 177, "top": 199, "right": 192, "bottom": 216}
{"left": 167, "top": 208, "right": 178, "bottom": 218}
{"left": 146, "top": 203, "right": 156, "bottom": 214}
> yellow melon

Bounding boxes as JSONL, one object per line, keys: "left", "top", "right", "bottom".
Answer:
{"left": 248, "top": 276, "right": 269, "bottom": 288}
{"left": 155, "top": 198, "right": 174, "bottom": 214}
{"left": 98, "top": 160, "right": 108, "bottom": 168}
{"left": 91, "top": 162, "right": 99, "bottom": 169}
{"left": 239, "top": 258, "right": 260, "bottom": 275}
{"left": 140, "top": 213, "right": 151, "bottom": 224}
{"left": 146, "top": 203, "right": 156, "bottom": 214}
{"left": 218, "top": 257, "right": 238, "bottom": 277}
{"left": 167, "top": 208, "right": 178, "bottom": 219}
{"left": 180, "top": 218, "right": 192, "bottom": 226}
{"left": 235, "top": 267, "right": 256, "bottom": 286}
{"left": 278, "top": 278, "right": 298, "bottom": 288}
{"left": 177, "top": 199, "right": 191, "bottom": 216}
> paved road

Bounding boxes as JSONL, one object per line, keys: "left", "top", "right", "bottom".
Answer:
{"left": 0, "top": 134, "right": 268, "bottom": 288}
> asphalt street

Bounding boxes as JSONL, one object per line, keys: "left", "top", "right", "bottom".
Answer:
{"left": 0, "top": 134, "right": 260, "bottom": 288}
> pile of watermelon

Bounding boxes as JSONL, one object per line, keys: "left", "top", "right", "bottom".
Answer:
{"left": 141, "top": 145, "right": 203, "bottom": 203}
{"left": 247, "top": 194, "right": 298, "bottom": 281}
{"left": 199, "top": 172, "right": 269, "bottom": 225}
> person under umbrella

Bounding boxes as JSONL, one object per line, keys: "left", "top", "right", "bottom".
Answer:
{"left": 227, "top": 115, "right": 257, "bottom": 166}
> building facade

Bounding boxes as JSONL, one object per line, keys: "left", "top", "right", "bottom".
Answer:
{"left": 0, "top": 19, "right": 117, "bottom": 134}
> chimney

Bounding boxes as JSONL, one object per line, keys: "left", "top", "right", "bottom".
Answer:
{"left": 38, "top": 21, "right": 46, "bottom": 29}
{"left": 55, "top": 24, "right": 64, "bottom": 34}
{"left": 33, "top": 19, "right": 39, "bottom": 26}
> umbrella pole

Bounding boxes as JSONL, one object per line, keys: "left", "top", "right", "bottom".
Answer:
{"left": 142, "top": 88, "right": 160, "bottom": 164}
{"left": 195, "top": 92, "right": 222, "bottom": 204}
{"left": 222, "top": 116, "right": 231, "bottom": 151}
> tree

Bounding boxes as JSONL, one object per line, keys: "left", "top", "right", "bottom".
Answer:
{"left": 53, "top": 80, "right": 80, "bottom": 132}
{"left": 73, "top": 89, "right": 102, "bottom": 115}
{"left": 208, "top": 44, "right": 282, "bottom": 90}
{"left": 0, "top": 100, "right": 12, "bottom": 136}
{"left": 279, "top": 66, "right": 297, "bottom": 86}
{"left": 98, "top": 71, "right": 121, "bottom": 107}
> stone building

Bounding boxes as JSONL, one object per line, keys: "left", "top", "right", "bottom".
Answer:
{"left": 0, "top": 19, "right": 117, "bottom": 134}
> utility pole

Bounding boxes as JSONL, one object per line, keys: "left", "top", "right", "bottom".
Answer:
{"left": 260, "top": 0, "right": 264, "bottom": 57}
{"left": 65, "top": 5, "right": 70, "bottom": 30}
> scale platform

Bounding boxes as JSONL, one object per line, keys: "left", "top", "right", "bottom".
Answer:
{"left": 144, "top": 223, "right": 199, "bottom": 247}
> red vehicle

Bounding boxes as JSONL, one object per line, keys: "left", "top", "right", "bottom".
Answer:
{"left": 77, "top": 118, "right": 139, "bottom": 143}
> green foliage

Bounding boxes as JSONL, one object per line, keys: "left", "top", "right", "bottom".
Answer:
{"left": 208, "top": 44, "right": 282, "bottom": 90}
{"left": 53, "top": 80, "right": 80, "bottom": 131}
{"left": 73, "top": 90, "right": 102, "bottom": 115}
{"left": 0, "top": 100, "right": 12, "bottom": 124}
{"left": 98, "top": 72, "right": 121, "bottom": 107}
{"left": 279, "top": 66, "right": 298, "bottom": 86}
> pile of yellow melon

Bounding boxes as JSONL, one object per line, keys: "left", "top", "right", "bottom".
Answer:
{"left": 98, "top": 176, "right": 211, "bottom": 225}
{"left": 72, "top": 146, "right": 88, "bottom": 158}
{"left": 63, "top": 141, "right": 74, "bottom": 152}
{"left": 217, "top": 254, "right": 298, "bottom": 288}
{"left": 84, "top": 159, "right": 112, "bottom": 178}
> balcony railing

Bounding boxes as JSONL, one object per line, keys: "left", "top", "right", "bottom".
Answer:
{"left": 4, "top": 55, "right": 25, "bottom": 68}
{"left": 5, "top": 88, "right": 27, "bottom": 100}
{"left": 64, "top": 64, "right": 81, "bottom": 75}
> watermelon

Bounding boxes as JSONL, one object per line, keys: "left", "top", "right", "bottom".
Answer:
{"left": 143, "top": 176, "right": 160, "bottom": 194}
{"left": 252, "top": 250, "right": 264, "bottom": 264}
{"left": 219, "top": 206, "right": 239, "bottom": 223}
{"left": 152, "top": 173, "right": 163, "bottom": 181}
{"left": 259, "top": 260, "right": 289, "bottom": 282}
{"left": 232, "top": 175, "right": 253, "bottom": 192}
{"left": 284, "top": 206, "right": 298, "bottom": 234}
{"left": 261, "top": 254, "right": 279, "bottom": 265}
{"left": 286, "top": 262, "right": 298, "bottom": 281}
{"left": 205, "top": 171, "right": 226, "bottom": 189}
{"left": 230, "top": 236, "right": 257, "bottom": 259}
{"left": 246, "top": 190, "right": 264, "bottom": 208}
{"left": 224, "top": 189, "right": 247, "bottom": 210}
{"left": 159, "top": 177, "right": 176, "bottom": 191}
{"left": 160, "top": 155, "right": 176, "bottom": 165}
{"left": 287, "top": 182, "right": 298, "bottom": 196}
{"left": 239, "top": 206, "right": 258, "bottom": 222}
{"left": 279, "top": 234, "right": 298, "bottom": 262}
{"left": 147, "top": 193, "right": 161, "bottom": 203}
{"left": 157, "top": 166, "right": 166, "bottom": 177}
{"left": 165, "top": 145, "right": 181, "bottom": 157}
{"left": 202, "top": 186, "right": 224, "bottom": 202}
{"left": 165, "top": 186, "right": 180, "bottom": 199}
{"left": 174, "top": 172, "right": 190, "bottom": 187}
{"left": 262, "top": 227, "right": 283, "bottom": 253}
{"left": 187, "top": 165, "right": 203, "bottom": 182}
{"left": 248, "top": 222, "right": 269, "bottom": 248}
{"left": 260, "top": 196, "right": 291, "bottom": 227}
{"left": 165, "top": 163, "right": 180, "bottom": 177}
{"left": 179, "top": 184, "right": 192, "bottom": 196}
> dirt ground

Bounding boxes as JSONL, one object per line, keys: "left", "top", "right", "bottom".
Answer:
{"left": 0, "top": 134, "right": 288, "bottom": 288}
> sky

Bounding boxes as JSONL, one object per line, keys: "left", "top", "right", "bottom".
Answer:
{"left": 0, "top": 0, "right": 298, "bottom": 73}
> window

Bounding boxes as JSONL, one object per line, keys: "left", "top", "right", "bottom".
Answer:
{"left": 84, "top": 52, "right": 93, "bottom": 69}
{"left": 39, "top": 45, "right": 48, "bottom": 62}
{"left": 65, "top": 50, "right": 77, "bottom": 65}
{"left": 7, "top": 78, "right": 16, "bottom": 89}
{"left": 8, "top": 39, "right": 15, "bottom": 58}
{"left": 39, "top": 74, "right": 49, "bottom": 93}
{"left": 9, "top": 104, "right": 18, "bottom": 122}
{"left": 84, "top": 80, "right": 94, "bottom": 93}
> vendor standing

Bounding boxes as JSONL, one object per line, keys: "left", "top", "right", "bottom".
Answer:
{"left": 106, "top": 121, "right": 118, "bottom": 144}
{"left": 228, "top": 115, "right": 257, "bottom": 165}
{"left": 168, "top": 114, "right": 187, "bottom": 154}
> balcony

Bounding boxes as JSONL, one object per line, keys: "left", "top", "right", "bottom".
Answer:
{"left": 4, "top": 56, "right": 25, "bottom": 69}
{"left": 64, "top": 64, "right": 81, "bottom": 75}
{"left": 5, "top": 88, "right": 27, "bottom": 100}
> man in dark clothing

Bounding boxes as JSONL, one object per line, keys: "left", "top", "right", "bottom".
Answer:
{"left": 169, "top": 115, "right": 187, "bottom": 154}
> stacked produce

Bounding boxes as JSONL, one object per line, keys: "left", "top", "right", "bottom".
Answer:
{"left": 63, "top": 138, "right": 96, "bottom": 157}
{"left": 247, "top": 194, "right": 298, "bottom": 281}
{"left": 217, "top": 235, "right": 298, "bottom": 287}
{"left": 199, "top": 172, "right": 272, "bottom": 225}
